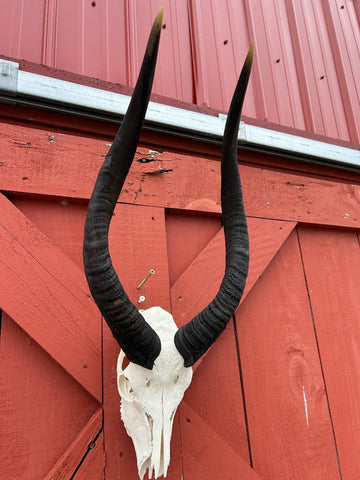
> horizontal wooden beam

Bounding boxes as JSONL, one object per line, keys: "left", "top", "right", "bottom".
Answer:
{"left": 0, "top": 122, "right": 359, "bottom": 229}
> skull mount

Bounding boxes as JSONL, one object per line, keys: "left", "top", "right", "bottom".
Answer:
{"left": 83, "top": 7, "right": 252, "bottom": 480}
{"left": 117, "top": 307, "right": 193, "bottom": 479}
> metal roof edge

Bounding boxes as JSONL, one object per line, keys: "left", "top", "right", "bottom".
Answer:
{"left": 1, "top": 59, "right": 359, "bottom": 172}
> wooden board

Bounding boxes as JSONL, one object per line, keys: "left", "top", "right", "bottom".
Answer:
{"left": 180, "top": 401, "right": 262, "bottom": 479}
{"left": 0, "top": 122, "right": 359, "bottom": 228}
{"left": 72, "top": 431, "right": 105, "bottom": 480}
{"left": 45, "top": 409, "right": 103, "bottom": 480}
{"left": 165, "top": 211, "right": 222, "bottom": 286}
{"left": 1, "top": 104, "right": 359, "bottom": 183}
{"left": 12, "top": 196, "right": 88, "bottom": 270}
{"left": 298, "top": 227, "right": 360, "bottom": 480}
{"left": 169, "top": 218, "right": 295, "bottom": 473}
{"left": 171, "top": 218, "right": 296, "bottom": 330}
{"left": 181, "top": 318, "right": 250, "bottom": 465}
{"left": 0, "top": 193, "right": 101, "bottom": 401}
{"left": 1, "top": 118, "right": 360, "bottom": 479}
{"left": 235, "top": 230, "right": 341, "bottom": 479}
{"left": 0, "top": 314, "right": 99, "bottom": 480}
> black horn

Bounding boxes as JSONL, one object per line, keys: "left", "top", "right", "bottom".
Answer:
{"left": 174, "top": 45, "right": 253, "bottom": 367}
{"left": 83, "top": 9, "right": 163, "bottom": 369}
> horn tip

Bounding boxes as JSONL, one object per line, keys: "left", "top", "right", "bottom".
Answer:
{"left": 146, "top": 8, "right": 164, "bottom": 57}
{"left": 156, "top": 7, "right": 164, "bottom": 28}
{"left": 245, "top": 42, "right": 254, "bottom": 69}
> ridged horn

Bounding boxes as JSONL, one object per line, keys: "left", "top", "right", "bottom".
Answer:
{"left": 174, "top": 44, "right": 253, "bottom": 367}
{"left": 83, "top": 9, "right": 163, "bottom": 370}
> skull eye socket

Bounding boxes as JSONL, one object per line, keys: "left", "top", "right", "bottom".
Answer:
{"left": 118, "top": 375, "right": 135, "bottom": 400}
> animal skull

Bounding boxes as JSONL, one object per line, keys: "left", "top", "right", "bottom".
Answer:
{"left": 117, "top": 307, "right": 193, "bottom": 479}
{"left": 83, "top": 7, "right": 252, "bottom": 479}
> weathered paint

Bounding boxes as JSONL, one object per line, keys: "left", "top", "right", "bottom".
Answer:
{"left": 0, "top": 119, "right": 359, "bottom": 478}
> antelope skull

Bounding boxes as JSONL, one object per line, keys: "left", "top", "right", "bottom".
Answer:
{"left": 83, "top": 8, "right": 253, "bottom": 479}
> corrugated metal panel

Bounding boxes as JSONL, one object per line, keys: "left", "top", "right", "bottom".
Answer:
{"left": 0, "top": 0, "right": 194, "bottom": 102}
{"left": 0, "top": 0, "right": 360, "bottom": 143}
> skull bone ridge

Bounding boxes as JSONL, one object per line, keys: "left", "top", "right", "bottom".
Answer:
{"left": 117, "top": 306, "right": 193, "bottom": 479}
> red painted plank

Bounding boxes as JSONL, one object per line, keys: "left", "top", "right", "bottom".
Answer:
{"left": 165, "top": 211, "right": 221, "bottom": 286}
{"left": 0, "top": 123, "right": 107, "bottom": 200}
{"left": 168, "top": 220, "right": 295, "bottom": 467}
{"left": 242, "top": 219, "right": 296, "bottom": 301}
{"left": 171, "top": 215, "right": 295, "bottom": 467}
{"left": 183, "top": 318, "right": 250, "bottom": 464}
{"left": 180, "top": 401, "right": 262, "bottom": 479}
{"left": 101, "top": 204, "right": 184, "bottom": 479}
{"left": 45, "top": 409, "right": 103, "bottom": 480}
{"left": 109, "top": 204, "right": 171, "bottom": 314}
{"left": 12, "top": 197, "right": 88, "bottom": 269}
{"left": 73, "top": 431, "right": 105, "bottom": 480}
{"left": 0, "top": 193, "right": 101, "bottom": 401}
{"left": 0, "top": 122, "right": 359, "bottom": 228}
{"left": 171, "top": 218, "right": 296, "bottom": 330}
{"left": 0, "top": 314, "right": 99, "bottom": 480}
{"left": 298, "top": 227, "right": 360, "bottom": 480}
{"left": 236, "top": 230, "right": 341, "bottom": 479}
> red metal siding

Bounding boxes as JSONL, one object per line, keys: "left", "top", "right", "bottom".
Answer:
{"left": 1, "top": 0, "right": 360, "bottom": 143}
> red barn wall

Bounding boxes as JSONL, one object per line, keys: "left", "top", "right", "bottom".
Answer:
{"left": 0, "top": 121, "right": 359, "bottom": 480}
{"left": 1, "top": 2, "right": 360, "bottom": 480}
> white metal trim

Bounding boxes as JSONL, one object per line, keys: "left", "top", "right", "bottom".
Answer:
{"left": 1, "top": 59, "right": 359, "bottom": 171}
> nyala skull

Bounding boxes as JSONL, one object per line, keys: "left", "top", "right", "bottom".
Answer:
{"left": 117, "top": 307, "right": 193, "bottom": 479}
{"left": 83, "top": 7, "right": 252, "bottom": 479}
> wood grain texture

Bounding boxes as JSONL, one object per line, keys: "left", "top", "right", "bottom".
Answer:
{"left": 180, "top": 401, "right": 262, "bottom": 479}
{"left": 0, "top": 315, "right": 99, "bottom": 480}
{"left": 0, "top": 193, "right": 101, "bottom": 401}
{"left": 171, "top": 218, "right": 296, "bottom": 330}
{"left": 1, "top": 118, "right": 359, "bottom": 479}
{"left": 101, "top": 204, "right": 184, "bottom": 480}
{"left": 170, "top": 218, "right": 296, "bottom": 474}
{"left": 182, "top": 318, "right": 250, "bottom": 466}
{"left": 72, "top": 431, "right": 105, "bottom": 480}
{"left": 298, "top": 227, "right": 360, "bottom": 480}
{"left": 1, "top": 106, "right": 359, "bottom": 184}
{"left": 0, "top": 122, "right": 359, "bottom": 228}
{"left": 170, "top": 216, "right": 296, "bottom": 462}
{"left": 236, "top": 230, "right": 341, "bottom": 479}
{"left": 12, "top": 196, "right": 88, "bottom": 269}
{"left": 45, "top": 409, "right": 103, "bottom": 480}
{"left": 165, "top": 211, "right": 222, "bottom": 286}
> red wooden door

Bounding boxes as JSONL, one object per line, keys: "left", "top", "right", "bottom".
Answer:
{"left": 0, "top": 193, "right": 104, "bottom": 479}
{"left": 0, "top": 121, "right": 359, "bottom": 479}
